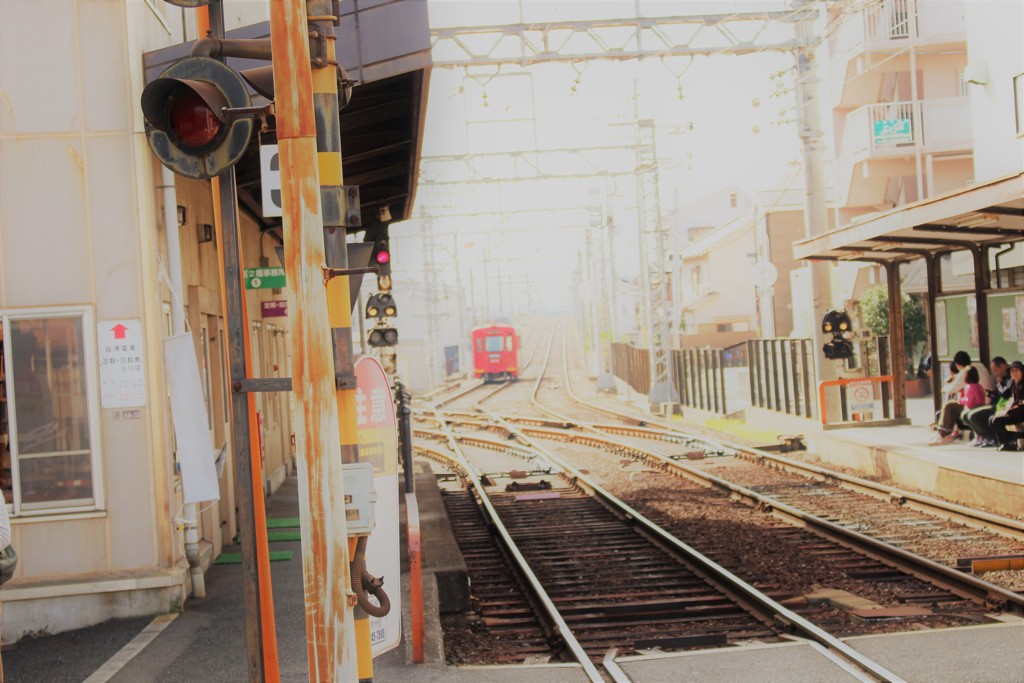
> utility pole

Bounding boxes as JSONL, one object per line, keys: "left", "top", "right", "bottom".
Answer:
{"left": 452, "top": 234, "right": 467, "bottom": 376}
{"left": 636, "top": 119, "right": 677, "bottom": 411}
{"left": 269, "top": 2, "right": 357, "bottom": 680}
{"left": 592, "top": 190, "right": 617, "bottom": 392}
{"left": 792, "top": 0, "right": 839, "bottom": 419}
{"left": 423, "top": 215, "right": 440, "bottom": 388}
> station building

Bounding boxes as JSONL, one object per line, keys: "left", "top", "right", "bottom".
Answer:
{"left": 0, "top": 1, "right": 428, "bottom": 641}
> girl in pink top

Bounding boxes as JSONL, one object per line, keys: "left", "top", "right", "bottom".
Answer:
{"left": 931, "top": 366, "right": 984, "bottom": 445}
{"left": 959, "top": 368, "right": 986, "bottom": 411}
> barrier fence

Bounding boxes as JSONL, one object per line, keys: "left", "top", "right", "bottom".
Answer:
{"left": 611, "top": 336, "right": 897, "bottom": 425}
{"left": 611, "top": 343, "right": 728, "bottom": 414}
{"left": 747, "top": 338, "right": 816, "bottom": 419}
{"left": 610, "top": 343, "right": 650, "bottom": 397}
{"left": 676, "top": 347, "right": 727, "bottom": 414}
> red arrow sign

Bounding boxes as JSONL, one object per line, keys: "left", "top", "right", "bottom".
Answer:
{"left": 111, "top": 324, "right": 128, "bottom": 340}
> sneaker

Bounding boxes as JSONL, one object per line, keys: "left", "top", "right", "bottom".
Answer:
{"left": 928, "top": 433, "right": 957, "bottom": 446}
{"left": 997, "top": 443, "right": 1019, "bottom": 452}
{"left": 969, "top": 438, "right": 984, "bottom": 447}
{"left": 983, "top": 438, "right": 998, "bottom": 447}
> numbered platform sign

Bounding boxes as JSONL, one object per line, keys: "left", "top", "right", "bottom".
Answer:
{"left": 354, "top": 356, "right": 401, "bottom": 656}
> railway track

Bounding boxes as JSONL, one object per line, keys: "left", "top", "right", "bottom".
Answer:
{"left": 413, "top": 319, "right": 1023, "bottom": 680}
{"left": 415, "top": 435, "right": 903, "bottom": 682}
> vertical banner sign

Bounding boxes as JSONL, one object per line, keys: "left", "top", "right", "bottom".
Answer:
{"left": 966, "top": 297, "right": 979, "bottom": 352}
{"left": 98, "top": 320, "right": 146, "bottom": 408}
{"left": 354, "top": 356, "right": 401, "bottom": 656}
{"left": 260, "top": 144, "right": 282, "bottom": 218}
{"left": 1016, "top": 296, "right": 1024, "bottom": 353}
{"left": 164, "top": 334, "right": 221, "bottom": 503}
{"left": 935, "top": 301, "right": 948, "bottom": 357}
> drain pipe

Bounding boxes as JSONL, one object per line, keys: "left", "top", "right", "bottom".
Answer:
{"left": 162, "top": 165, "right": 206, "bottom": 599}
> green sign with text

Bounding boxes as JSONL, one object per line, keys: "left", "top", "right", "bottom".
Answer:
{"left": 244, "top": 267, "right": 286, "bottom": 289}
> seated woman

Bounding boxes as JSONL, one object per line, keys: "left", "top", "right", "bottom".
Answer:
{"left": 989, "top": 361, "right": 1024, "bottom": 452}
{"left": 965, "top": 356, "right": 1013, "bottom": 447}
{"left": 930, "top": 366, "right": 986, "bottom": 446}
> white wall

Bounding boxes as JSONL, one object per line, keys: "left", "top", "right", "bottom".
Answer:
{"left": 965, "top": 0, "right": 1024, "bottom": 182}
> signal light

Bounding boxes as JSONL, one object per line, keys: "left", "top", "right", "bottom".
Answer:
{"left": 821, "top": 309, "right": 855, "bottom": 360}
{"left": 141, "top": 57, "right": 254, "bottom": 180}
{"left": 823, "top": 339, "right": 854, "bottom": 360}
{"left": 368, "top": 327, "right": 398, "bottom": 347}
{"left": 822, "top": 309, "right": 852, "bottom": 336}
{"left": 365, "top": 294, "right": 397, "bottom": 319}
{"left": 168, "top": 88, "right": 222, "bottom": 147}
{"left": 370, "top": 239, "right": 391, "bottom": 278}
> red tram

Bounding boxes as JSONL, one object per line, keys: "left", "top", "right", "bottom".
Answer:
{"left": 471, "top": 325, "right": 519, "bottom": 382}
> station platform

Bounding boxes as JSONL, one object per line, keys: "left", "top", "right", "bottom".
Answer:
{"left": 6, "top": 388, "right": 1023, "bottom": 682}
{"left": 668, "top": 393, "right": 1024, "bottom": 519}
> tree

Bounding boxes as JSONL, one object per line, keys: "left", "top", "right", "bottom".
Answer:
{"left": 860, "top": 285, "right": 928, "bottom": 376}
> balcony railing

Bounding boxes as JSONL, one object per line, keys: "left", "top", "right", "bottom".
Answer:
{"left": 864, "top": 0, "right": 916, "bottom": 42}
{"left": 840, "top": 96, "right": 971, "bottom": 160}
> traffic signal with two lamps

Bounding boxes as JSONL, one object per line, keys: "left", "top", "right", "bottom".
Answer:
{"left": 365, "top": 293, "right": 397, "bottom": 319}
{"left": 368, "top": 327, "right": 398, "bottom": 348}
{"left": 821, "top": 309, "right": 854, "bottom": 360}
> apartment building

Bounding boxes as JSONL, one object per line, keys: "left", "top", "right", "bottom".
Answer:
{"left": 828, "top": 0, "right": 971, "bottom": 222}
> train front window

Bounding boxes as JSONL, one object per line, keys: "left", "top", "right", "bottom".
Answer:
{"left": 484, "top": 336, "right": 505, "bottom": 352}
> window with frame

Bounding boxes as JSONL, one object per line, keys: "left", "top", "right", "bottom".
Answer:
{"left": 0, "top": 310, "right": 102, "bottom": 513}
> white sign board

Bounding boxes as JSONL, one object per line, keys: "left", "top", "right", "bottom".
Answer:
{"left": 848, "top": 380, "right": 875, "bottom": 414}
{"left": 164, "top": 334, "right": 221, "bottom": 504}
{"left": 355, "top": 356, "right": 401, "bottom": 657}
{"left": 98, "top": 319, "right": 146, "bottom": 408}
{"left": 260, "top": 144, "right": 282, "bottom": 217}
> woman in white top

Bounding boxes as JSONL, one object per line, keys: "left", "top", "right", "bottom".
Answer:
{"left": 944, "top": 350, "right": 995, "bottom": 397}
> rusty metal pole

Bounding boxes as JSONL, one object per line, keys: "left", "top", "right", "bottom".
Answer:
{"left": 201, "top": 4, "right": 280, "bottom": 681}
{"left": 269, "top": 2, "right": 358, "bottom": 680}
{"left": 305, "top": 3, "right": 379, "bottom": 677}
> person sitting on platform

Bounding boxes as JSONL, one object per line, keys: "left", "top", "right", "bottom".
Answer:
{"left": 965, "top": 356, "right": 1013, "bottom": 447}
{"left": 945, "top": 350, "right": 995, "bottom": 396}
{"left": 988, "top": 361, "right": 1024, "bottom": 452}
{"left": 930, "top": 366, "right": 986, "bottom": 445}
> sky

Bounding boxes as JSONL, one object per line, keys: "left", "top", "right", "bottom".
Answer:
{"left": 392, "top": 0, "right": 811, "bottom": 323}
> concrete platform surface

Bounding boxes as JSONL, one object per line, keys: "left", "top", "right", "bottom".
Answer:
{"left": 848, "top": 622, "right": 1024, "bottom": 683}
{"left": 617, "top": 640, "right": 866, "bottom": 683}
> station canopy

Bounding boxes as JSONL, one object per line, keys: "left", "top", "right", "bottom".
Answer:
{"left": 793, "top": 172, "right": 1024, "bottom": 263}
{"left": 143, "top": 1, "right": 431, "bottom": 232}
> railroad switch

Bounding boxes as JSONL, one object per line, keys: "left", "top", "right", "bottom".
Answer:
{"left": 505, "top": 480, "right": 552, "bottom": 492}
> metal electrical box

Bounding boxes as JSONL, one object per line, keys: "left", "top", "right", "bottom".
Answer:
{"left": 342, "top": 462, "right": 377, "bottom": 535}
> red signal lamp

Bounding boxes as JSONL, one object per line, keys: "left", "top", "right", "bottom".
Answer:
{"left": 169, "top": 88, "right": 223, "bottom": 149}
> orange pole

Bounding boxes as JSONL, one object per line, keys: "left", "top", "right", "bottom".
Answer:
{"left": 406, "top": 493, "right": 425, "bottom": 663}
{"left": 269, "top": 1, "right": 357, "bottom": 680}
{"left": 198, "top": 7, "right": 281, "bottom": 680}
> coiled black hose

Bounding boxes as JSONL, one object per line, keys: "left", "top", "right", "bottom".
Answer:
{"left": 352, "top": 535, "right": 391, "bottom": 618}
